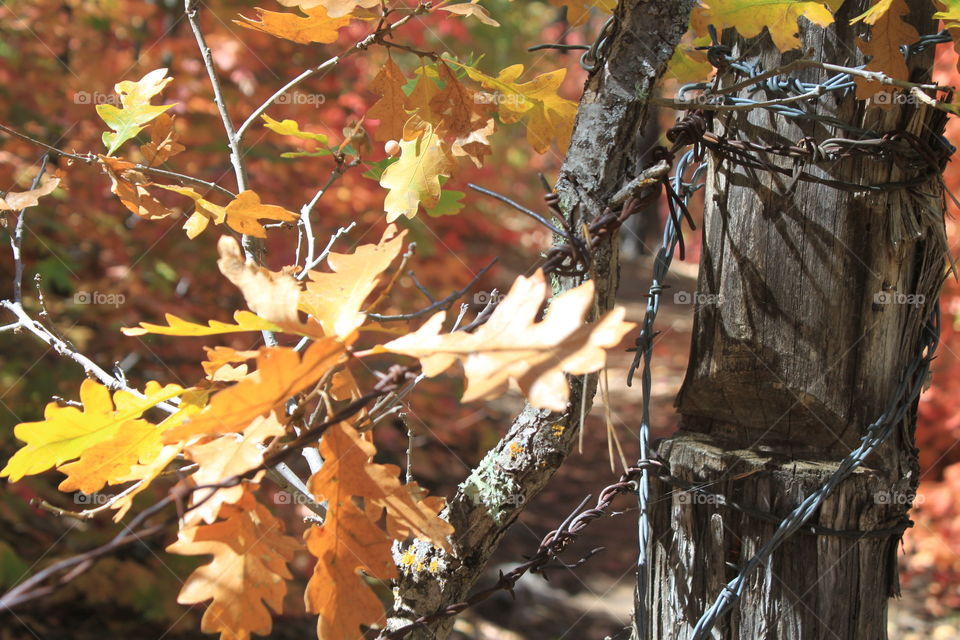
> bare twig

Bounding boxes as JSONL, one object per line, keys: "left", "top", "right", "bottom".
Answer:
{"left": 367, "top": 259, "right": 497, "bottom": 321}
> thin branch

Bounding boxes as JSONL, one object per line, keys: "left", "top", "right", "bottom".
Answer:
{"left": 11, "top": 156, "right": 48, "bottom": 303}
{"left": 298, "top": 221, "right": 358, "bottom": 280}
{"left": 367, "top": 259, "right": 497, "bottom": 321}
{"left": 468, "top": 184, "right": 567, "bottom": 236}
{"left": 0, "top": 300, "right": 178, "bottom": 413}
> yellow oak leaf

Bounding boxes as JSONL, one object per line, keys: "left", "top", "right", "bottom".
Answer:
{"left": 96, "top": 68, "right": 176, "bottom": 156}
{"left": 299, "top": 224, "right": 406, "bottom": 338}
{"left": 139, "top": 113, "right": 184, "bottom": 165}
{"left": 379, "top": 124, "right": 453, "bottom": 221}
{"left": 152, "top": 183, "right": 227, "bottom": 239}
{"left": 109, "top": 389, "right": 210, "bottom": 521}
{"left": 305, "top": 421, "right": 452, "bottom": 638}
{"left": 854, "top": 0, "right": 918, "bottom": 100}
{"left": 694, "top": 0, "right": 835, "bottom": 51}
{"left": 161, "top": 338, "right": 345, "bottom": 443}
{"left": 224, "top": 190, "right": 299, "bottom": 238}
{"left": 0, "top": 379, "right": 184, "bottom": 483}
{"left": 234, "top": 5, "right": 352, "bottom": 44}
{"left": 367, "top": 57, "right": 410, "bottom": 142}
{"left": 384, "top": 269, "right": 636, "bottom": 411}
{"left": 458, "top": 62, "right": 576, "bottom": 153}
{"left": 0, "top": 175, "right": 60, "bottom": 211}
{"left": 186, "top": 413, "right": 286, "bottom": 524}
{"left": 122, "top": 310, "right": 282, "bottom": 337}
{"left": 168, "top": 488, "right": 300, "bottom": 640}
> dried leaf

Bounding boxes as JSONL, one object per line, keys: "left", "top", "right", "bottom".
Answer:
{"left": 384, "top": 269, "right": 636, "bottom": 411}
{"left": 367, "top": 58, "right": 410, "bottom": 142}
{"left": 99, "top": 156, "right": 173, "bottom": 220}
{"left": 299, "top": 224, "right": 406, "bottom": 338}
{"left": 217, "top": 235, "right": 303, "bottom": 326}
{"left": 168, "top": 488, "right": 300, "bottom": 640}
{"left": 139, "top": 113, "right": 184, "bottom": 165}
{"left": 437, "top": 3, "right": 500, "bottom": 26}
{"left": 224, "top": 190, "right": 299, "bottom": 238}
{"left": 235, "top": 6, "right": 352, "bottom": 44}
{"left": 0, "top": 175, "right": 60, "bottom": 211}
{"left": 186, "top": 413, "right": 286, "bottom": 524}
{"left": 854, "top": 0, "right": 918, "bottom": 100}
{"left": 305, "top": 422, "right": 452, "bottom": 638}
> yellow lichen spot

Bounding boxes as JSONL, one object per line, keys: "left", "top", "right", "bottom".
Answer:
{"left": 400, "top": 549, "right": 417, "bottom": 567}
{"left": 509, "top": 442, "right": 524, "bottom": 458}
{"left": 429, "top": 559, "right": 439, "bottom": 573}
{"left": 415, "top": 561, "right": 424, "bottom": 572}
{"left": 551, "top": 423, "right": 565, "bottom": 438}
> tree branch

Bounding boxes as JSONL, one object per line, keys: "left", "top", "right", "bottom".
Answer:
{"left": 386, "top": 1, "right": 696, "bottom": 637}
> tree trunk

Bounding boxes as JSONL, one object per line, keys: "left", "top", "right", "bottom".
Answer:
{"left": 386, "top": 2, "right": 693, "bottom": 638}
{"left": 640, "top": 2, "right": 947, "bottom": 639}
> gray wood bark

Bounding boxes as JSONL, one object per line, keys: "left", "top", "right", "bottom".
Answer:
{"left": 385, "top": 2, "right": 694, "bottom": 637}
{"left": 641, "top": 2, "right": 947, "bottom": 639}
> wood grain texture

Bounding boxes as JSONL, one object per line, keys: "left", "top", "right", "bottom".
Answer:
{"left": 643, "top": 2, "right": 947, "bottom": 638}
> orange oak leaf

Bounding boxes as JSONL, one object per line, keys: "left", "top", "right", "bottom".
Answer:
{"left": 224, "top": 190, "right": 299, "bottom": 238}
{"left": 201, "top": 346, "right": 260, "bottom": 382}
{"left": 854, "top": 0, "right": 918, "bottom": 100}
{"left": 299, "top": 224, "right": 406, "bottom": 338}
{"left": 383, "top": 269, "right": 636, "bottom": 411}
{"left": 235, "top": 5, "right": 352, "bottom": 44}
{"left": 98, "top": 156, "right": 173, "bottom": 220}
{"left": 186, "top": 413, "right": 286, "bottom": 524}
{"left": 305, "top": 421, "right": 452, "bottom": 637}
{"left": 109, "top": 389, "right": 211, "bottom": 520}
{"left": 139, "top": 113, "right": 184, "bottom": 165}
{"left": 168, "top": 488, "right": 300, "bottom": 640}
{"left": 162, "top": 338, "right": 345, "bottom": 443}
{"left": 0, "top": 175, "right": 60, "bottom": 211}
{"left": 367, "top": 57, "right": 410, "bottom": 142}
{"left": 304, "top": 500, "right": 396, "bottom": 638}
